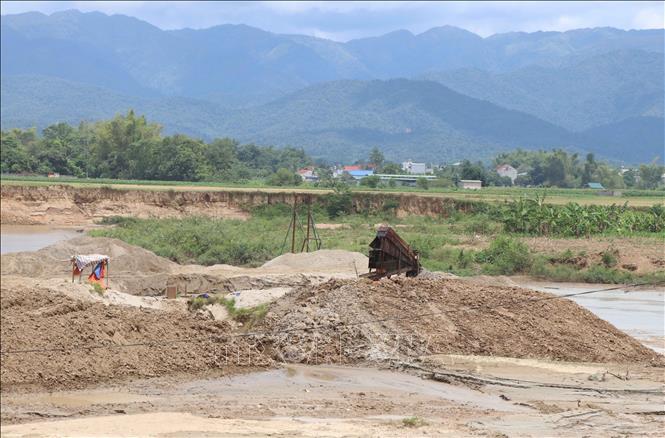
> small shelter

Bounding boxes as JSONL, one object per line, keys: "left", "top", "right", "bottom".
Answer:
{"left": 71, "top": 254, "right": 110, "bottom": 289}
{"left": 458, "top": 179, "right": 482, "bottom": 190}
{"left": 587, "top": 182, "right": 605, "bottom": 189}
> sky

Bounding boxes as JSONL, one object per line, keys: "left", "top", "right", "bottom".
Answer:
{"left": 1, "top": 1, "right": 663, "bottom": 41}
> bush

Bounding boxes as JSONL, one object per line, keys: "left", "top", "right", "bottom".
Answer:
{"left": 382, "top": 199, "right": 400, "bottom": 216}
{"left": 416, "top": 178, "right": 429, "bottom": 190}
{"left": 324, "top": 185, "right": 353, "bottom": 218}
{"left": 402, "top": 417, "right": 427, "bottom": 428}
{"left": 360, "top": 175, "right": 380, "bottom": 188}
{"left": 475, "top": 236, "right": 532, "bottom": 275}
{"left": 268, "top": 168, "right": 302, "bottom": 186}
{"left": 462, "top": 214, "right": 503, "bottom": 235}
{"left": 601, "top": 248, "right": 619, "bottom": 268}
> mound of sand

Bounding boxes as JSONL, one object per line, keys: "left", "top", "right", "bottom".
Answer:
{"left": 0, "top": 283, "right": 271, "bottom": 391}
{"left": 1, "top": 236, "right": 176, "bottom": 279}
{"left": 256, "top": 277, "right": 662, "bottom": 365}
{"left": 262, "top": 249, "right": 368, "bottom": 273}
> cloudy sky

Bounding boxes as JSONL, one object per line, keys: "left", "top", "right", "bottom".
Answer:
{"left": 1, "top": 1, "right": 663, "bottom": 40}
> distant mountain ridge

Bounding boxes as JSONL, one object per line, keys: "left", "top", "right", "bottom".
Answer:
{"left": 422, "top": 50, "right": 664, "bottom": 131}
{"left": 1, "top": 10, "right": 664, "bottom": 163}
{"left": 3, "top": 10, "right": 663, "bottom": 104}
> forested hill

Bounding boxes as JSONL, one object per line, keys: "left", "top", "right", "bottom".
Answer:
{"left": 422, "top": 50, "right": 664, "bottom": 131}
{"left": 2, "top": 10, "right": 664, "bottom": 163}
{"left": 2, "top": 75, "right": 663, "bottom": 163}
{"left": 215, "top": 79, "right": 578, "bottom": 162}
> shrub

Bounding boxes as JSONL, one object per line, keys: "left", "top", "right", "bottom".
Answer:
{"left": 416, "top": 178, "right": 429, "bottom": 190}
{"left": 382, "top": 199, "right": 400, "bottom": 216}
{"left": 462, "top": 214, "right": 503, "bottom": 235}
{"left": 360, "top": 175, "right": 380, "bottom": 188}
{"left": 475, "top": 236, "right": 532, "bottom": 275}
{"left": 268, "top": 168, "right": 302, "bottom": 186}
{"left": 324, "top": 185, "right": 353, "bottom": 218}
{"left": 601, "top": 248, "right": 619, "bottom": 268}
{"left": 90, "top": 282, "right": 105, "bottom": 295}
{"left": 402, "top": 416, "right": 427, "bottom": 428}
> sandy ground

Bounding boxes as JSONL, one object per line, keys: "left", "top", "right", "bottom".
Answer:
{"left": 2, "top": 237, "right": 664, "bottom": 436}
{"left": 2, "top": 359, "right": 663, "bottom": 437}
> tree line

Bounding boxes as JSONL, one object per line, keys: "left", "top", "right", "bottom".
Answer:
{"left": 1, "top": 111, "right": 310, "bottom": 182}
{"left": 435, "top": 149, "right": 663, "bottom": 190}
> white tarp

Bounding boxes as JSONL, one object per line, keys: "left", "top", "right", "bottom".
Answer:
{"left": 73, "top": 254, "right": 109, "bottom": 271}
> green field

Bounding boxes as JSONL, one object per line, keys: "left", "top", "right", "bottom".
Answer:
{"left": 2, "top": 175, "right": 663, "bottom": 207}
{"left": 90, "top": 200, "right": 665, "bottom": 285}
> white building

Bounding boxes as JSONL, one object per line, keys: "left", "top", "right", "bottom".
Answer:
{"left": 401, "top": 160, "right": 427, "bottom": 175}
{"left": 495, "top": 164, "right": 517, "bottom": 183}
{"left": 458, "top": 179, "right": 482, "bottom": 190}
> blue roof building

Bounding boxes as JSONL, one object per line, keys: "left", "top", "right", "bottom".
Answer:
{"left": 347, "top": 170, "right": 374, "bottom": 180}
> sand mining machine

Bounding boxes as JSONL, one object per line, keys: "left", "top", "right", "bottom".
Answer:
{"left": 362, "top": 226, "right": 421, "bottom": 280}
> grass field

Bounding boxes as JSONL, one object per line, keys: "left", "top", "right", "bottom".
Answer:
{"left": 2, "top": 175, "right": 663, "bottom": 207}
{"left": 91, "top": 203, "right": 665, "bottom": 285}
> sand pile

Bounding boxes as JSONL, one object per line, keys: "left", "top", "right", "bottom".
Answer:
{"left": 0, "top": 284, "right": 271, "bottom": 391}
{"left": 1, "top": 236, "right": 176, "bottom": 279}
{"left": 256, "top": 277, "right": 662, "bottom": 365}
{"left": 262, "top": 250, "right": 368, "bottom": 274}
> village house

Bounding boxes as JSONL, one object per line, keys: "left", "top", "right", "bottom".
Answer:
{"left": 297, "top": 167, "right": 319, "bottom": 182}
{"left": 458, "top": 179, "right": 482, "bottom": 190}
{"left": 495, "top": 164, "right": 517, "bottom": 183}
{"left": 401, "top": 160, "right": 428, "bottom": 175}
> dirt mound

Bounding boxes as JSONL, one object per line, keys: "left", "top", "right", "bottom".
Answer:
{"left": 262, "top": 249, "right": 368, "bottom": 273}
{"left": 0, "top": 284, "right": 271, "bottom": 391}
{"left": 1, "top": 236, "right": 177, "bottom": 293}
{"left": 1, "top": 236, "right": 175, "bottom": 277}
{"left": 257, "top": 277, "right": 662, "bottom": 365}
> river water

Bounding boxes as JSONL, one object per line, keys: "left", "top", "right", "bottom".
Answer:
{"left": 0, "top": 225, "right": 81, "bottom": 254}
{"left": 1, "top": 226, "right": 663, "bottom": 353}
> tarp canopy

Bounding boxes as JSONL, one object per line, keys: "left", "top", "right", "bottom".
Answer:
{"left": 72, "top": 254, "right": 110, "bottom": 271}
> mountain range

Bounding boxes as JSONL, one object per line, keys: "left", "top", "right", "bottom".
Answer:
{"left": 1, "top": 10, "right": 663, "bottom": 163}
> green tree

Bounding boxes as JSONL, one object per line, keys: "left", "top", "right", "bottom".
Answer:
{"left": 268, "top": 168, "right": 301, "bottom": 186}
{"left": 1, "top": 130, "right": 35, "bottom": 173}
{"left": 623, "top": 169, "right": 637, "bottom": 187}
{"left": 155, "top": 135, "right": 209, "bottom": 181}
{"left": 460, "top": 160, "right": 486, "bottom": 183}
{"left": 639, "top": 163, "right": 665, "bottom": 189}
{"left": 206, "top": 138, "right": 239, "bottom": 179}
{"left": 369, "top": 147, "right": 385, "bottom": 169}
{"left": 40, "top": 123, "right": 85, "bottom": 176}
{"left": 360, "top": 174, "right": 381, "bottom": 188}
{"left": 92, "top": 110, "right": 162, "bottom": 178}
{"left": 544, "top": 155, "right": 566, "bottom": 187}
{"left": 582, "top": 153, "right": 597, "bottom": 186}
{"left": 416, "top": 177, "right": 429, "bottom": 190}
{"left": 381, "top": 162, "right": 401, "bottom": 174}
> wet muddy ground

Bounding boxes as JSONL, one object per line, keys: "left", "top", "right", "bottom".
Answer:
{"left": 2, "top": 359, "right": 663, "bottom": 437}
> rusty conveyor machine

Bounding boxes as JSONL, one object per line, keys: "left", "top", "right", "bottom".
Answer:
{"left": 362, "top": 226, "right": 421, "bottom": 280}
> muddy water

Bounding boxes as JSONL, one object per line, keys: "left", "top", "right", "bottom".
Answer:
{"left": 0, "top": 225, "right": 80, "bottom": 254}
{"left": 524, "top": 282, "right": 665, "bottom": 353}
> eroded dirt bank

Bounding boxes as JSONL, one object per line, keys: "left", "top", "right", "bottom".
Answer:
{"left": 1, "top": 184, "right": 478, "bottom": 225}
